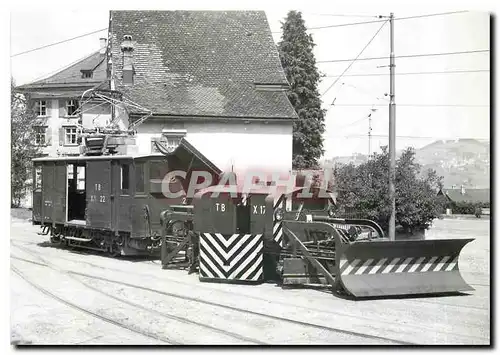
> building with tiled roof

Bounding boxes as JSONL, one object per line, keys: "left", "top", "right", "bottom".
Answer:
{"left": 108, "top": 10, "right": 296, "bottom": 174}
{"left": 18, "top": 10, "right": 296, "bottom": 176}
{"left": 17, "top": 41, "right": 111, "bottom": 156}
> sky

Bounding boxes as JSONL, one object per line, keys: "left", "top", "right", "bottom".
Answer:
{"left": 9, "top": 3, "right": 491, "bottom": 159}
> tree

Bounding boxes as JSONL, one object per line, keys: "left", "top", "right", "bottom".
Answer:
{"left": 278, "top": 11, "right": 325, "bottom": 170}
{"left": 11, "top": 79, "right": 40, "bottom": 207}
{"left": 333, "top": 147, "right": 445, "bottom": 233}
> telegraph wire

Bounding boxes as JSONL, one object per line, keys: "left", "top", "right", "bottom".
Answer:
{"left": 330, "top": 134, "right": 489, "bottom": 141}
{"left": 395, "top": 11, "right": 469, "bottom": 21}
{"left": 321, "top": 20, "right": 388, "bottom": 97}
{"left": 301, "top": 13, "right": 381, "bottom": 19}
{"left": 272, "top": 10, "right": 469, "bottom": 33}
{"left": 331, "top": 103, "right": 489, "bottom": 107}
{"left": 11, "top": 28, "right": 108, "bottom": 58}
{"left": 317, "top": 49, "right": 489, "bottom": 64}
{"left": 324, "top": 69, "right": 490, "bottom": 77}
{"left": 334, "top": 115, "right": 373, "bottom": 129}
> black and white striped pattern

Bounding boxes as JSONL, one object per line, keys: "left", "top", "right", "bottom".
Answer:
{"left": 332, "top": 224, "right": 350, "bottom": 231}
{"left": 273, "top": 195, "right": 285, "bottom": 247}
{"left": 339, "top": 255, "right": 459, "bottom": 275}
{"left": 199, "top": 233, "right": 263, "bottom": 282}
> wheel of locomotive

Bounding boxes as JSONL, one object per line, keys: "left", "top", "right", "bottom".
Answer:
{"left": 109, "top": 246, "right": 121, "bottom": 258}
{"left": 50, "top": 235, "right": 62, "bottom": 245}
{"left": 109, "top": 234, "right": 124, "bottom": 257}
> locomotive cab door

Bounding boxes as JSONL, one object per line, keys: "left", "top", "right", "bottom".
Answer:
{"left": 41, "top": 162, "right": 66, "bottom": 224}
{"left": 86, "top": 160, "right": 112, "bottom": 229}
{"left": 66, "top": 163, "right": 87, "bottom": 222}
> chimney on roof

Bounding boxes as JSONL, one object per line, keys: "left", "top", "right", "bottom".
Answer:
{"left": 121, "top": 35, "right": 135, "bottom": 85}
{"left": 461, "top": 185, "right": 465, "bottom": 195}
{"left": 99, "top": 38, "right": 107, "bottom": 54}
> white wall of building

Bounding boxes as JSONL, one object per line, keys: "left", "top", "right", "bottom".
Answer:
{"left": 81, "top": 101, "right": 112, "bottom": 128}
{"left": 135, "top": 119, "right": 293, "bottom": 177}
{"left": 37, "top": 98, "right": 112, "bottom": 156}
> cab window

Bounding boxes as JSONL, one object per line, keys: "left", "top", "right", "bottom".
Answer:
{"left": 121, "top": 164, "right": 130, "bottom": 195}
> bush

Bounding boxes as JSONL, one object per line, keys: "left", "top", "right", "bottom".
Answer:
{"left": 450, "top": 201, "right": 489, "bottom": 215}
{"left": 333, "top": 147, "right": 445, "bottom": 233}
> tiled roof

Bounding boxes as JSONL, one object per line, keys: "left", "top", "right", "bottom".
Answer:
{"left": 440, "top": 188, "right": 490, "bottom": 204}
{"left": 109, "top": 10, "right": 298, "bottom": 119}
{"left": 18, "top": 51, "right": 107, "bottom": 89}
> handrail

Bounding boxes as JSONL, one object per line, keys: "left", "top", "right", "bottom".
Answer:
{"left": 311, "top": 216, "right": 385, "bottom": 240}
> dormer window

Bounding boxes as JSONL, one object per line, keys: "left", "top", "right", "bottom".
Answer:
{"left": 81, "top": 70, "right": 93, "bottom": 79}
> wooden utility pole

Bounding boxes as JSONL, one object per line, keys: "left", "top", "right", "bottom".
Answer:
{"left": 388, "top": 13, "right": 396, "bottom": 240}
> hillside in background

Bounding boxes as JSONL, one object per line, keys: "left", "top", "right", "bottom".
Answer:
{"left": 325, "top": 139, "right": 490, "bottom": 189}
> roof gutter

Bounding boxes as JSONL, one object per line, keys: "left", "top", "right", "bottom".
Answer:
{"left": 16, "top": 82, "right": 104, "bottom": 91}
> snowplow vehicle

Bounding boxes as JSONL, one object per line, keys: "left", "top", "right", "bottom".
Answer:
{"left": 160, "top": 179, "right": 474, "bottom": 299}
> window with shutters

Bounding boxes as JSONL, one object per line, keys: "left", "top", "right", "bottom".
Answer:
{"left": 34, "top": 126, "right": 47, "bottom": 145}
{"left": 66, "top": 100, "right": 80, "bottom": 116}
{"left": 37, "top": 100, "right": 47, "bottom": 117}
{"left": 64, "top": 127, "right": 77, "bottom": 145}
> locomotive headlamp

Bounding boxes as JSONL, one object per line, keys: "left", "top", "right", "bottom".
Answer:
{"left": 274, "top": 208, "right": 284, "bottom": 221}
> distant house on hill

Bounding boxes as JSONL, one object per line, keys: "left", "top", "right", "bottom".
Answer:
{"left": 437, "top": 185, "right": 490, "bottom": 215}
{"left": 438, "top": 186, "right": 490, "bottom": 205}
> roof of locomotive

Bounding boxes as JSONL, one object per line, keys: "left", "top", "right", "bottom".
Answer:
{"left": 32, "top": 153, "right": 167, "bottom": 162}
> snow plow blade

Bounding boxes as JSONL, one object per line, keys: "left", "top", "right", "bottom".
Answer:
{"left": 336, "top": 238, "right": 475, "bottom": 298}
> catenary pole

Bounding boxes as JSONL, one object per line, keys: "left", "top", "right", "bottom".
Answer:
{"left": 388, "top": 13, "right": 396, "bottom": 240}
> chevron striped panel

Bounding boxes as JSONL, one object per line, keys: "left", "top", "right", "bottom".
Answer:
{"left": 199, "top": 233, "right": 263, "bottom": 282}
{"left": 339, "top": 255, "right": 460, "bottom": 276}
{"left": 273, "top": 194, "right": 285, "bottom": 247}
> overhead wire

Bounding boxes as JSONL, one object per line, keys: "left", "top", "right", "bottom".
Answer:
{"left": 331, "top": 103, "right": 489, "bottom": 107}
{"left": 332, "top": 134, "right": 489, "bottom": 141}
{"left": 324, "top": 69, "right": 490, "bottom": 77}
{"left": 321, "top": 20, "right": 388, "bottom": 97}
{"left": 272, "top": 10, "right": 469, "bottom": 33}
{"left": 317, "top": 49, "right": 490, "bottom": 64}
{"left": 11, "top": 28, "right": 108, "bottom": 57}
{"left": 301, "top": 13, "right": 381, "bottom": 18}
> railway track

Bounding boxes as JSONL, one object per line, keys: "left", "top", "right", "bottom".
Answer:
{"left": 11, "top": 265, "right": 175, "bottom": 345}
{"left": 11, "top": 238, "right": 487, "bottom": 313}
{"left": 10, "top": 250, "right": 266, "bottom": 345}
{"left": 11, "top": 243, "right": 410, "bottom": 345}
